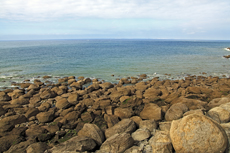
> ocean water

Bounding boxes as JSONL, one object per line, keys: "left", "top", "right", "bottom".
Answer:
{"left": 0, "top": 39, "right": 230, "bottom": 88}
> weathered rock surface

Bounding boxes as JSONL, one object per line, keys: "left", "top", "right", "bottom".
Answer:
{"left": 149, "top": 130, "right": 173, "bottom": 153}
{"left": 170, "top": 114, "right": 228, "bottom": 153}
{"left": 36, "top": 111, "right": 54, "bottom": 123}
{"left": 78, "top": 123, "right": 105, "bottom": 145}
{"left": 100, "top": 133, "right": 134, "bottom": 153}
{"left": 0, "top": 115, "right": 27, "bottom": 133}
{"left": 165, "top": 103, "right": 188, "bottom": 121}
{"left": 105, "top": 119, "right": 136, "bottom": 139}
{"left": 207, "top": 106, "right": 230, "bottom": 123}
{"left": 140, "top": 103, "right": 162, "bottom": 121}
{"left": 131, "top": 128, "right": 151, "bottom": 141}
{"left": 47, "top": 136, "right": 97, "bottom": 152}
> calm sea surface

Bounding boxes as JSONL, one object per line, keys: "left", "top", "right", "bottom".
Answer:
{"left": 0, "top": 39, "right": 230, "bottom": 88}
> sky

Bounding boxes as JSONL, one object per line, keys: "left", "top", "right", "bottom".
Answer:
{"left": 0, "top": 0, "right": 230, "bottom": 40}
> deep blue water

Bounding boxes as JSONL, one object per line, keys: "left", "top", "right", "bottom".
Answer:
{"left": 0, "top": 39, "right": 230, "bottom": 88}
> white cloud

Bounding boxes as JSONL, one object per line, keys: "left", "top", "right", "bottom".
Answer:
{"left": 0, "top": 0, "right": 229, "bottom": 21}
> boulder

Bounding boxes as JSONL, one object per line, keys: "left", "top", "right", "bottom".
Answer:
{"left": 140, "top": 103, "right": 162, "bottom": 121}
{"left": 105, "top": 119, "right": 136, "bottom": 139}
{"left": 139, "top": 119, "right": 157, "bottom": 133}
{"left": 0, "top": 91, "right": 11, "bottom": 101}
{"left": 135, "top": 82, "right": 148, "bottom": 92}
{"left": 124, "top": 146, "right": 142, "bottom": 153}
{"left": 143, "top": 87, "right": 162, "bottom": 99}
{"left": 55, "top": 98, "right": 71, "bottom": 109}
{"left": 170, "top": 114, "right": 228, "bottom": 153}
{"left": 207, "top": 97, "right": 230, "bottom": 109}
{"left": 207, "top": 107, "right": 230, "bottom": 123}
{"left": 3, "top": 139, "right": 35, "bottom": 153}
{"left": 165, "top": 103, "right": 188, "bottom": 121}
{"left": 81, "top": 112, "right": 94, "bottom": 123}
{"left": 104, "top": 114, "right": 120, "bottom": 128}
{"left": 183, "top": 109, "right": 204, "bottom": 117}
{"left": 0, "top": 134, "right": 24, "bottom": 152}
{"left": 0, "top": 105, "right": 6, "bottom": 116}
{"left": 130, "top": 116, "right": 142, "bottom": 127}
{"left": 36, "top": 111, "right": 54, "bottom": 123}
{"left": 131, "top": 128, "right": 151, "bottom": 141}
{"left": 114, "top": 107, "right": 134, "bottom": 119}
{"left": 25, "top": 108, "right": 40, "bottom": 119}
{"left": 99, "top": 82, "right": 114, "bottom": 90}
{"left": 40, "top": 89, "right": 56, "bottom": 99}
{"left": 48, "top": 136, "right": 96, "bottom": 152}
{"left": 149, "top": 130, "right": 173, "bottom": 153}
{"left": 173, "top": 97, "right": 207, "bottom": 110}
{"left": 220, "top": 102, "right": 230, "bottom": 112}
{"left": 26, "top": 142, "right": 50, "bottom": 153}
{"left": 186, "top": 86, "right": 202, "bottom": 94}
{"left": 159, "top": 121, "right": 172, "bottom": 132}
{"left": 27, "top": 84, "right": 40, "bottom": 91}
{"left": 0, "top": 115, "right": 27, "bottom": 133}
{"left": 78, "top": 123, "right": 105, "bottom": 145}
{"left": 11, "top": 96, "right": 29, "bottom": 105}
{"left": 67, "top": 93, "right": 79, "bottom": 105}
{"left": 100, "top": 133, "right": 134, "bottom": 153}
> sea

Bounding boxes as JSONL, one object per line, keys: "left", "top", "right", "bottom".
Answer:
{"left": 0, "top": 39, "right": 230, "bottom": 89}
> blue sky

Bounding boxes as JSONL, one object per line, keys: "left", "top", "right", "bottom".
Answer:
{"left": 0, "top": 0, "right": 230, "bottom": 40}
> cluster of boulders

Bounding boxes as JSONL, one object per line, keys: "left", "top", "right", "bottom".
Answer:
{"left": 1, "top": 74, "right": 230, "bottom": 152}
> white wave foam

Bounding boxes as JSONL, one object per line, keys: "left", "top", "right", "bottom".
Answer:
{"left": 224, "top": 48, "right": 230, "bottom": 51}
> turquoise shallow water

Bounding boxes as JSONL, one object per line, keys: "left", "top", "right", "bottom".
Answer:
{"left": 0, "top": 39, "right": 230, "bottom": 88}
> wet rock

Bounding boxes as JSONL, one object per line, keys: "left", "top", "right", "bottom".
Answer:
{"left": 100, "top": 133, "right": 134, "bottom": 153}
{"left": 25, "top": 108, "right": 40, "bottom": 119}
{"left": 165, "top": 103, "right": 188, "bottom": 121}
{"left": 78, "top": 123, "right": 105, "bottom": 145}
{"left": 105, "top": 119, "right": 136, "bottom": 139}
{"left": 170, "top": 114, "right": 228, "bottom": 153}
{"left": 70, "top": 82, "right": 82, "bottom": 90}
{"left": 140, "top": 103, "right": 162, "bottom": 121}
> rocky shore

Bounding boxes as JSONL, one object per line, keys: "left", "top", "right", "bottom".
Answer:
{"left": 1, "top": 74, "right": 230, "bottom": 152}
